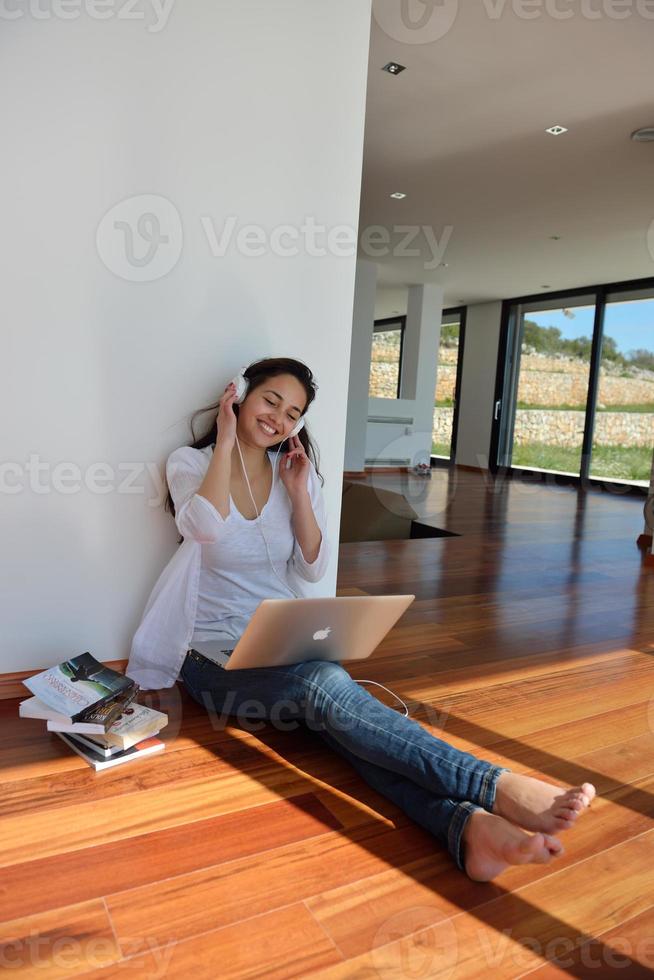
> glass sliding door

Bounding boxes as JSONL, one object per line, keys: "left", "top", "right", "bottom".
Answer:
{"left": 589, "top": 289, "right": 654, "bottom": 487}
{"left": 432, "top": 307, "right": 466, "bottom": 462}
{"left": 497, "top": 294, "right": 597, "bottom": 477}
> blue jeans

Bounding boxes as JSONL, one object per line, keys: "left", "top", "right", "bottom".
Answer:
{"left": 180, "top": 650, "right": 510, "bottom": 874}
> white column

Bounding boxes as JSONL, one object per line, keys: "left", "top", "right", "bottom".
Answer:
{"left": 405, "top": 284, "right": 445, "bottom": 455}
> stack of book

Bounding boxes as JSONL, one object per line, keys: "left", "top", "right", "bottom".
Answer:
{"left": 19, "top": 651, "right": 168, "bottom": 771}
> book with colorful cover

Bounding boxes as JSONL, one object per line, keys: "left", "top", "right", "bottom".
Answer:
{"left": 22, "top": 652, "right": 138, "bottom": 726}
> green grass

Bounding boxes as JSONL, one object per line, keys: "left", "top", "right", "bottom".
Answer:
{"left": 516, "top": 402, "right": 654, "bottom": 413}
{"left": 511, "top": 442, "right": 652, "bottom": 481}
{"left": 431, "top": 441, "right": 452, "bottom": 457}
{"left": 434, "top": 398, "right": 454, "bottom": 407}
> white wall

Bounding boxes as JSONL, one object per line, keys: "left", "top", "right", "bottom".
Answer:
{"left": 455, "top": 301, "right": 503, "bottom": 469}
{"left": 344, "top": 260, "right": 377, "bottom": 471}
{"left": 374, "top": 286, "right": 408, "bottom": 320}
{"left": 0, "top": 0, "right": 372, "bottom": 673}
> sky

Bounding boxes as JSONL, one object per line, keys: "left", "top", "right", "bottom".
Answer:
{"left": 529, "top": 298, "right": 653, "bottom": 356}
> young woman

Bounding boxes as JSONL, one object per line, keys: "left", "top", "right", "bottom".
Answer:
{"left": 127, "top": 356, "right": 595, "bottom": 881}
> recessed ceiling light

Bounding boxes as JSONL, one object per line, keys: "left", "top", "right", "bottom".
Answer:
{"left": 631, "top": 127, "right": 654, "bottom": 142}
{"left": 546, "top": 125, "right": 568, "bottom": 135}
{"left": 390, "top": 192, "right": 406, "bottom": 199}
{"left": 382, "top": 62, "right": 406, "bottom": 75}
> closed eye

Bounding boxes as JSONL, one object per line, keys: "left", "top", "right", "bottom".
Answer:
{"left": 264, "top": 397, "right": 299, "bottom": 422}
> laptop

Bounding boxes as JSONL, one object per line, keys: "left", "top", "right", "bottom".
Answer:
{"left": 190, "top": 594, "right": 415, "bottom": 670}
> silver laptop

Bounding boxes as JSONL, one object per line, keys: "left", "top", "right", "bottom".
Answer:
{"left": 190, "top": 595, "right": 415, "bottom": 670}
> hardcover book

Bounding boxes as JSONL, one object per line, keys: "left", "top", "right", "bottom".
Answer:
{"left": 22, "top": 652, "right": 138, "bottom": 726}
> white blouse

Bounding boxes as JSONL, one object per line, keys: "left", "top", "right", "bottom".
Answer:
{"left": 126, "top": 444, "right": 330, "bottom": 690}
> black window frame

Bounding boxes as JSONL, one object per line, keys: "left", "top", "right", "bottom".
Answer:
{"left": 431, "top": 305, "right": 467, "bottom": 468}
{"left": 489, "top": 273, "right": 654, "bottom": 498}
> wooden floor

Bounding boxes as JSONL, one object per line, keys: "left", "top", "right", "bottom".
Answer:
{"left": 1, "top": 468, "right": 653, "bottom": 978}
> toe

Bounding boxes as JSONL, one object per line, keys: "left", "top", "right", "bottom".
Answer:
{"left": 554, "top": 801, "right": 581, "bottom": 818}
{"left": 518, "top": 833, "right": 543, "bottom": 857}
{"left": 543, "top": 834, "right": 564, "bottom": 855}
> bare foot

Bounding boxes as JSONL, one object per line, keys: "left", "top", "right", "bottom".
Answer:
{"left": 493, "top": 773, "right": 596, "bottom": 834}
{"left": 462, "top": 809, "right": 563, "bottom": 881}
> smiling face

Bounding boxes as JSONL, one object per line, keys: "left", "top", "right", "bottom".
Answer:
{"left": 237, "top": 373, "right": 308, "bottom": 447}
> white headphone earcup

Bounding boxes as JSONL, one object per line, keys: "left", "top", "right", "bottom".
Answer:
{"left": 289, "top": 416, "right": 305, "bottom": 438}
{"left": 230, "top": 371, "right": 248, "bottom": 404}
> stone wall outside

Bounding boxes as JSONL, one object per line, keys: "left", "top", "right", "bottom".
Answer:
{"left": 432, "top": 406, "right": 653, "bottom": 448}
{"left": 370, "top": 338, "right": 653, "bottom": 450}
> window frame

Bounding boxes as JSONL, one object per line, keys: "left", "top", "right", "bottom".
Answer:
{"left": 489, "top": 274, "right": 654, "bottom": 497}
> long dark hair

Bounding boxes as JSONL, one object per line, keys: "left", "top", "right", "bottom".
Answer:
{"left": 164, "top": 357, "right": 323, "bottom": 536}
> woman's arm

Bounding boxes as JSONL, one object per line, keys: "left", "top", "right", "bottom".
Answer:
{"left": 280, "top": 440, "right": 330, "bottom": 582}
{"left": 194, "top": 381, "right": 239, "bottom": 520}
{"left": 288, "top": 487, "right": 322, "bottom": 565}
{"left": 196, "top": 442, "right": 232, "bottom": 520}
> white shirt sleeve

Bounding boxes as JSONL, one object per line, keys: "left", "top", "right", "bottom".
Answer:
{"left": 288, "top": 460, "right": 330, "bottom": 583}
{"left": 166, "top": 446, "right": 233, "bottom": 544}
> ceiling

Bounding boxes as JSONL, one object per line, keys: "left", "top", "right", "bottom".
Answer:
{"left": 359, "top": 0, "right": 654, "bottom": 306}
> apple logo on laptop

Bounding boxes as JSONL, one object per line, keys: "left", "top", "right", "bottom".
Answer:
{"left": 313, "top": 627, "right": 332, "bottom": 641}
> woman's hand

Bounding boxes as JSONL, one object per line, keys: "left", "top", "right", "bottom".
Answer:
{"left": 214, "top": 382, "right": 238, "bottom": 452}
{"left": 280, "top": 435, "right": 310, "bottom": 499}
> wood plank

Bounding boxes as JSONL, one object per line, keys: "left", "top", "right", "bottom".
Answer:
{"left": 0, "top": 900, "right": 120, "bottom": 977}
{"left": 0, "top": 760, "right": 358, "bottom": 869}
{"left": 0, "top": 792, "right": 342, "bottom": 923}
{"left": 78, "top": 903, "right": 344, "bottom": 979}
{"left": 305, "top": 773, "right": 654, "bottom": 959}
{"left": 105, "top": 821, "right": 440, "bottom": 952}
{"left": 307, "top": 830, "right": 654, "bottom": 979}
{"left": 520, "top": 903, "right": 654, "bottom": 976}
